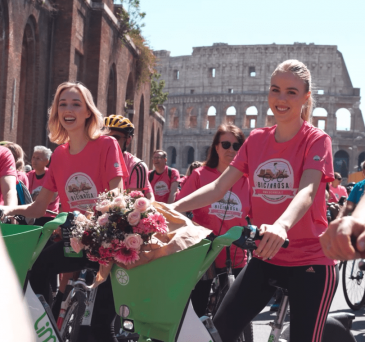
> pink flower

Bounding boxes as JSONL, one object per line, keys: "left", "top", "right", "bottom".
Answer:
{"left": 134, "top": 219, "right": 154, "bottom": 235}
{"left": 147, "top": 213, "right": 168, "bottom": 234}
{"left": 127, "top": 210, "right": 141, "bottom": 226}
{"left": 133, "top": 197, "right": 150, "bottom": 212}
{"left": 99, "top": 246, "right": 114, "bottom": 259}
{"left": 70, "top": 237, "right": 85, "bottom": 253}
{"left": 124, "top": 234, "right": 143, "bottom": 250}
{"left": 98, "top": 213, "right": 109, "bottom": 226}
{"left": 130, "top": 191, "right": 144, "bottom": 198}
{"left": 114, "top": 244, "right": 140, "bottom": 265}
{"left": 96, "top": 199, "right": 111, "bottom": 214}
{"left": 112, "top": 195, "right": 126, "bottom": 209}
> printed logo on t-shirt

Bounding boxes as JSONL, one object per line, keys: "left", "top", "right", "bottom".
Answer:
{"left": 253, "top": 158, "right": 296, "bottom": 204}
{"left": 114, "top": 163, "right": 119, "bottom": 168}
{"left": 209, "top": 191, "right": 243, "bottom": 220}
{"left": 65, "top": 173, "right": 98, "bottom": 210}
{"left": 31, "top": 186, "right": 42, "bottom": 201}
{"left": 313, "top": 155, "right": 321, "bottom": 161}
{"left": 154, "top": 181, "right": 169, "bottom": 196}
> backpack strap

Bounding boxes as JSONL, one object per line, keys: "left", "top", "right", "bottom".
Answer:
{"left": 167, "top": 167, "right": 172, "bottom": 179}
{"left": 129, "top": 161, "right": 147, "bottom": 190}
{"left": 148, "top": 170, "right": 156, "bottom": 183}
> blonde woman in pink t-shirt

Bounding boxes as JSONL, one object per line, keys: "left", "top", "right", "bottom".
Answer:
{"left": 172, "top": 60, "right": 337, "bottom": 342}
{"left": 0, "top": 82, "right": 126, "bottom": 342}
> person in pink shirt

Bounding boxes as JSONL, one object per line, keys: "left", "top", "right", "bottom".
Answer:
{"left": 172, "top": 60, "right": 337, "bottom": 342}
{"left": 27, "top": 145, "right": 60, "bottom": 226}
{"left": 329, "top": 172, "right": 348, "bottom": 203}
{"left": 4, "top": 142, "right": 29, "bottom": 189}
{"left": 103, "top": 114, "right": 154, "bottom": 201}
{"left": 0, "top": 82, "right": 127, "bottom": 342}
{"left": 149, "top": 149, "right": 180, "bottom": 203}
{"left": 176, "top": 124, "right": 249, "bottom": 317}
{"left": 0, "top": 146, "right": 17, "bottom": 206}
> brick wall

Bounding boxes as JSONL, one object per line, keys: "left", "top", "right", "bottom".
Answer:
{"left": 0, "top": 0, "right": 160, "bottom": 168}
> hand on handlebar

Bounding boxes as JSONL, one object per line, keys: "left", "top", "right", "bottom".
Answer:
{"left": 320, "top": 216, "right": 365, "bottom": 260}
{"left": 256, "top": 223, "right": 288, "bottom": 261}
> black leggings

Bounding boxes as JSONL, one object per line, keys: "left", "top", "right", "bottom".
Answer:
{"left": 191, "top": 267, "right": 242, "bottom": 317}
{"left": 29, "top": 241, "right": 118, "bottom": 342}
{"left": 213, "top": 258, "right": 338, "bottom": 342}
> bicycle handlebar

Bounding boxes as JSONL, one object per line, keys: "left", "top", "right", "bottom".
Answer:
{"left": 233, "top": 224, "right": 289, "bottom": 250}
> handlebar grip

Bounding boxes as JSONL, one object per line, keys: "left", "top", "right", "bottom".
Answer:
{"left": 233, "top": 225, "right": 289, "bottom": 250}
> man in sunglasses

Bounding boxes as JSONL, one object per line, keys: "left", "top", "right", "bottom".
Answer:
{"left": 104, "top": 115, "right": 154, "bottom": 201}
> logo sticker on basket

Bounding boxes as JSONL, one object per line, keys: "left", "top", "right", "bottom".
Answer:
{"left": 116, "top": 268, "right": 129, "bottom": 286}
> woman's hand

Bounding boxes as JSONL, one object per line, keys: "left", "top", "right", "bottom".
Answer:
{"left": 320, "top": 216, "right": 365, "bottom": 260}
{"left": 256, "top": 223, "right": 288, "bottom": 260}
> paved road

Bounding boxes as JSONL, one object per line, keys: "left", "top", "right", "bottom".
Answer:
{"left": 252, "top": 267, "right": 365, "bottom": 341}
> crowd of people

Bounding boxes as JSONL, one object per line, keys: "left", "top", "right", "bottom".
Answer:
{"left": 1, "top": 59, "right": 365, "bottom": 341}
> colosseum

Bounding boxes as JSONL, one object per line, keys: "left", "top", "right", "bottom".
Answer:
{"left": 155, "top": 43, "right": 363, "bottom": 181}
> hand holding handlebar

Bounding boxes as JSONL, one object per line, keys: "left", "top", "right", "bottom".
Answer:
{"left": 233, "top": 218, "right": 289, "bottom": 260}
{"left": 255, "top": 223, "right": 288, "bottom": 261}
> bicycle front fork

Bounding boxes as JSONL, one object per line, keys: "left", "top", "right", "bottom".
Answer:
{"left": 269, "top": 291, "right": 290, "bottom": 342}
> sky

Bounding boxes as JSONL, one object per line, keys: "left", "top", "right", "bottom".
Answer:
{"left": 116, "top": 0, "right": 365, "bottom": 117}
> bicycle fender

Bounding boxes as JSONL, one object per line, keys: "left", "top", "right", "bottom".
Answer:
{"left": 24, "top": 282, "right": 61, "bottom": 342}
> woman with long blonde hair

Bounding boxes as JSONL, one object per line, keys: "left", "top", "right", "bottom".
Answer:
{"left": 172, "top": 60, "right": 337, "bottom": 342}
{"left": 1, "top": 82, "right": 127, "bottom": 342}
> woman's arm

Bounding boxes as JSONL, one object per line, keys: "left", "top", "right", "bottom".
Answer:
{"left": 1, "top": 187, "right": 54, "bottom": 218}
{"left": 256, "top": 168, "right": 322, "bottom": 260}
{"left": 0, "top": 176, "right": 17, "bottom": 206}
{"left": 109, "top": 176, "right": 124, "bottom": 195}
{"left": 171, "top": 166, "right": 243, "bottom": 212}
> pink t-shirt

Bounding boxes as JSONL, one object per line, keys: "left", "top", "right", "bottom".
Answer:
{"left": 123, "top": 152, "right": 153, "bottom": 196}
{"left": 329, "top": 184, "right": 347, "bottom": 203}
{"left": 27, "top": 169, "right": 60, "bottom": 217}
{"left": 148, "top": 166, "right": 180, "bottom": 203}
{"left": 17, "top": 171, "right": 29, "bottom": 189}
{"left": 231, "top": 121, "right": 335, "bottom": 267}
{"left": 176, "top": 166, "right": 250, "bottom": 269}
{"left": 0, "top": 147, "right": 17, "bottom": 205}
{"left": 43, "top": 136, "right": 127, "bottom": 213}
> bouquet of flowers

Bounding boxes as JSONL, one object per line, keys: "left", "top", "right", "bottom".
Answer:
{"left": 69, "top": 190, "right": 169, "bottom": 266}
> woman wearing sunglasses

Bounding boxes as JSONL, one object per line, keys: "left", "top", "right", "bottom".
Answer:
{"left": 175, "top": 123, "right": 250, "bottom": 317}
{"left": 172, "top": 60, "right": 337, "bottom": 342}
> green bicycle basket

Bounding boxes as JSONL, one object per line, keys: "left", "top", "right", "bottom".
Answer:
{"left": 110, "top": 226, "right": 243, "bottom": 342}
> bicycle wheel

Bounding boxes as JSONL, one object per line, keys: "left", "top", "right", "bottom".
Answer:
{"left": 342, "top": 259, "right": 365, "bottom": 310}
{"left": 60, "top": 291, "right": 86, "bottom": 342}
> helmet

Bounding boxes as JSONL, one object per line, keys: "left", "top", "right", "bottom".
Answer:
{"left": 104, "top": 115, "right": 135, "bottom": 136}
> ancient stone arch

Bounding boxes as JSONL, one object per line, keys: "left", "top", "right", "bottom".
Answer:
{"left": 106, "top": 63, "right": 117, "bottom": 115}
{"left": 17, "top": 16, "right": 38, "bottom": 156}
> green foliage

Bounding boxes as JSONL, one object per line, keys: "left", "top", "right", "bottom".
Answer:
{"left": 117, "top": 0, "right": 146, "bottom": 36}
{"left": 150, "top": 74, "right": 168, "bottom": 113}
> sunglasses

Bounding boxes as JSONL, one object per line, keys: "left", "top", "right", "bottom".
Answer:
{"left": 220, "top": 141, "right": 241, "bottom": 151}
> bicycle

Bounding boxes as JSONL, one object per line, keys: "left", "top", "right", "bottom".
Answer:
{"left": 0, "top": 210, "right": 91, "bottom": 342}
{"left": 205, "top": 246, "right": 253, "bottom": 342}
{"left": 109, "top": 220, "right": 356, "bottom": 342}
{"left": 341, "top": 258, "right": 365, "bottom": 310}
